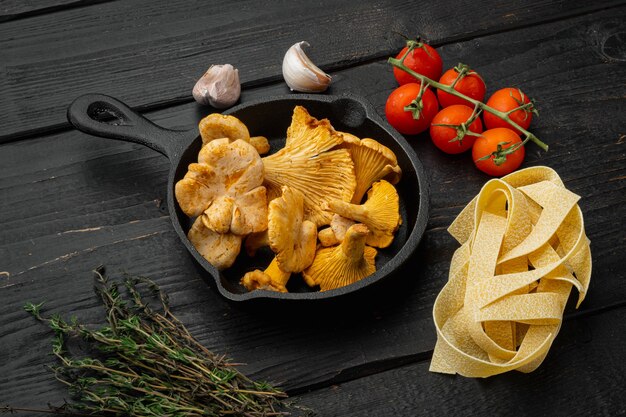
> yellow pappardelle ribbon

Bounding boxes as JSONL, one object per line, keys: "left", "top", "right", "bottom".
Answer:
{"left": 430, "top": 166, "right": 592, "bottom": 377}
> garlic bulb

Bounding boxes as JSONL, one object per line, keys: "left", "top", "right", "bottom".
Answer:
{"left": 282, "top": 41, "right": 331, "bottom": 93}
{"left": 192, "top": 64, "right": 241, "bottom": 108}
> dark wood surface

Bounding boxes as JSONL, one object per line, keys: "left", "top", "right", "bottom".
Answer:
{"left": 1, "top": 1, "right": 625, "bottom": 416}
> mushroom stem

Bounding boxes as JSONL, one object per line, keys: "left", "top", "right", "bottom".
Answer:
{"left": 241, "top": 257, "right": 291, "bottom": 293}
{"left": 318, "top": 227, "right": 340, "bottom": 246}
{"left": 303, "top": 223, "right": 377, "bottom": 291}
{"left": 341, "top": 224, "right": 369, "bottom": 260}
{"left": 324, "top": 180, "right": 401, "bottom": 248}
{"left": 265, "top": 258, "right": 291, "bottom": 290}
{"left": 328, "top": 200, "right": 375, "bottom": 227}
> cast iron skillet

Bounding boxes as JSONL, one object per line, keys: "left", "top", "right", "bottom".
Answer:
{"left": 67, "top": 93, "right": 429, "bottom": 304}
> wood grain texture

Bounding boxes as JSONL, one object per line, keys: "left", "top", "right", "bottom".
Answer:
{"left": 296, "top": 307, "right": 626, "bottom": 417}
{"left": 0, "top": 0, "right": 114, "bottom": 22}
{"left": 1, "top": 8, "right": 626, "bottom": 417}
{"left": 1, "top": 10, "right": 625, "bottom": 410}
{"left": 1, "top": 0, "right": 625, "bottom": 140}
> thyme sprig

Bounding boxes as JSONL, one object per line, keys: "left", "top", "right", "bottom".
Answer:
{"left": 19, "top": 267, "right": 289, "bottom": 417}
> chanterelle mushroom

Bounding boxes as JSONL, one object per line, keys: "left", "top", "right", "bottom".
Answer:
{"left": 303, "top": 223, "right": 377, "bottom": 291}
{"left": 241, "top": 186, "right": 316, "bottom": 293}
{"left": 318, "top": 214, "right": 356, "bottom": 247}
{"left": 338, "top": 137, "right": 402, "bottom": 204}
{"left": 324, "top": 180, "right": 401, "bottom": 248}
{"left": 188, "top": 217, "right": 242, "bottom": 270}
{"left": 250, "top": 136, "right": 271, "bottom": 155}
{"left": 175, "top": 138, "right": 268, "bottom": 235}
{"left": 262, "top": 106, "right": 356, "bottom": 226}
{"left": 198, "top": 114, "right": 269, "bottom": 155}
{"left": 199, "top": 113, "right": 250, "bottom": 145}
{"left": 268, "top": 186, "right": 317, "bottom": 273}
{"left": 241, "top": 258, "right": 291, "bottom": 293}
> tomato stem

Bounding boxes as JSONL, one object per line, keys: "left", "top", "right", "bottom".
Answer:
{"left": 403, "top": 81, "right": 429, "bottom": 120}
{"left": 450, "top": 63, "right": 470, "bottom": 89}
{"left": 475, "top": 140, "right": 523, "bottom": 166}
{"left": 507, "top": 90, "right": 539, "bottom": 122}
{"left": 453, "top": 62, "right": 486, "bottom": 85}
{"left": 466, "top": 103, "right": 483, "bottom": 127}
{"left": 432, "top": 105, "right": 483, "bottom": 144}
{"left": 388, "top": 57, "right": 549, "bottom": 152}
{"left": 405, "top": 38, "right": 434, "bottom": 59}
{"left": 432, "top": 122, "right": 482, "bottom": 144}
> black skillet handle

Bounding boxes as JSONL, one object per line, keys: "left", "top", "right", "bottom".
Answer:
{"left": 67, "top": 93, "right": 194, "bottom": 160}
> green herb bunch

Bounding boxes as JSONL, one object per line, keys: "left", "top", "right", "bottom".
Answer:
{"left": 21, "top": 267, "right": 288, "bottom": 417}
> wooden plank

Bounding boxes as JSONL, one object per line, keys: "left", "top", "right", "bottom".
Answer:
{"left": 1, "top": 0, "right": 625, "bottom": 139}
{"left": 1, "top": 7, "right": 625, "bottom": 407}
{"left": 0, "top": 0, "right": 114, "bottom": 23}
{"left": 295, "top": 307, "right": 626, "bottom": 416}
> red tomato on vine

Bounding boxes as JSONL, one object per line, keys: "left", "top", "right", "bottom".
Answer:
{"left": 472, "top": 128, "right": 525, "bottom": 176}
{"left": 429, "top": 105, "right": 483, "bottom": 154}
{"left": 385, "top": 83, "right": 439, "bottom": 135}
{"left": 393, "top": 41, "right": 443, "bottom": 85}
{"left": 483, "top": 88, "right": 536, "bottom": 134}
{"left": 437, "top": 64, "right": 486, "bottom": 108}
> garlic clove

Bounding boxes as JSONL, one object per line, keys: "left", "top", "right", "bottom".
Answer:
{"left": 193, "top": 64, "right": 241, "bottom": 109}
{"left": 282, "top": 41, "right": 331, "bottom": 93}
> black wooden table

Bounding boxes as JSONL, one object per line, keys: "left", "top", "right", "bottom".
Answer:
{"left": 1, "top": 1, "right": 625, "bottom": 416}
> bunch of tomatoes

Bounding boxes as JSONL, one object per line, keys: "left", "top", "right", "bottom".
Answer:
{"left": 385, "top": 41, "right": 536, "bottom": 176}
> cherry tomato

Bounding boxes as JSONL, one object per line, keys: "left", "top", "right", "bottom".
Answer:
{"left": 385, "top": 83, "right": 439, "bottom": 135}
{"left": 472, "top": 128, "right": 525, "bottom": 176}
{"left": 483, "top": 88, "right": 535, "bottom": 134}
{"left": 429, "top": 105, "right": 483, "bottom": 154}
{"left": 393, "top": 42, "right": 443, "bottom": 85}
{"left": 437, "top": 65, "right": 486, "bottom": 108}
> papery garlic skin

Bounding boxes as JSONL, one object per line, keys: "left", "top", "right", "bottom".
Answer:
{"left": 282, "top": 41, "right": 331, "bottom": 93}
{"left": 193, "top": 64, "right": 241, "bottom": 108}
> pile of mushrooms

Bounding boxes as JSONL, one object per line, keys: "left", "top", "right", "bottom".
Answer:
{"left": 175, "top": 106, "right": 402, "bottom": 292}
